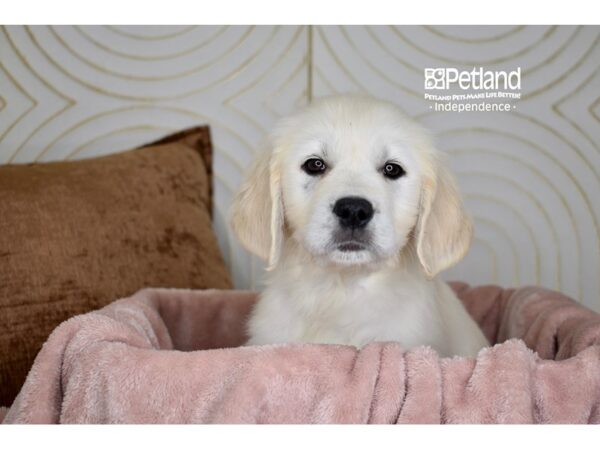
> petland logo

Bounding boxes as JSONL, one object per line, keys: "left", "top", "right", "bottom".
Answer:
{"left": 424, "top": 67, "right": 521, "bottom": 91}
{"left": 423, "top": 66, "right": 522, "bottom": 112}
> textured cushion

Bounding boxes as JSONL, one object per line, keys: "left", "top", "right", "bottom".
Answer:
{"left": 0, "top": 126, "right": 232, "bottom": 406}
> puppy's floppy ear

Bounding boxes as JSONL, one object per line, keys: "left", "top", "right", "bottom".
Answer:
{"left": 414, "top": 160, "right": 472, "bottom": 278}
{"left": 229, "top": 143, "right": 284, "bottom": 269}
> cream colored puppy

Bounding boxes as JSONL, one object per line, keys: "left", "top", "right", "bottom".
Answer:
{"left": 230, "top": 95, "right": 488, "bottom": 357}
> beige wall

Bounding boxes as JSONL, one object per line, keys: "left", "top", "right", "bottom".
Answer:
{"left": 1, "top": 26, "right": 599, "bottom": 310}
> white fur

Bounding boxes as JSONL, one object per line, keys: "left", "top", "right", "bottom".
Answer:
{"left": 230, "top": 94, "right": 489, "bottom": 358}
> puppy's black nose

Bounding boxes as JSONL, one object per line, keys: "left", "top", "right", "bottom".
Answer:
{"left": 333, "top": 197, "right": 374, "bottom": 229}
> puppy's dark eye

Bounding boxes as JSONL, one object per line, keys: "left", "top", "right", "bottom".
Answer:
{"left": 382, "top": 162, "right": 405, "bottom": 179}
{"left": 302, "top": 158, "right": 327, "bottom": 176}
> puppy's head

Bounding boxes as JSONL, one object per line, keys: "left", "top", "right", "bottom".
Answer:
{"left": 230, "top": 95, "right": 472, "bottom": 277}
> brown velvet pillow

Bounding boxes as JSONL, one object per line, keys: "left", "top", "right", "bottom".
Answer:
{"left": 0, "top": 126, "right": 232, "bottom": 406}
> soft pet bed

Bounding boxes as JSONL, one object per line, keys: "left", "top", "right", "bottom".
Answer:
{"left": 2, "top": 283, "right": 600, "bottom": 424}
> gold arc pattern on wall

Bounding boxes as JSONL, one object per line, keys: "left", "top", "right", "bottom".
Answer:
{"left": 0, "top": 25, "right": 598, "bottom": 310}
{"left": 452, "top": 148, "right": 571, "bottom": 288}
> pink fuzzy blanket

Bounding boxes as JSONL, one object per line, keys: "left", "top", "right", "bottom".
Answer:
{"left": 2, "top": 283, "right": 600, "bottom": 424}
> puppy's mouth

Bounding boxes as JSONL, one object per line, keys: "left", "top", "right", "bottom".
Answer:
{"left": 331, "top": 229, "right": 371, "bottom": 253}
{"left": 336, "top": 241, "right": 367, "bottom": 252}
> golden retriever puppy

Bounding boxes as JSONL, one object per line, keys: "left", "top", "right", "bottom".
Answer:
{"left": 230, "top": 94, "right": 488, "bottom": 357}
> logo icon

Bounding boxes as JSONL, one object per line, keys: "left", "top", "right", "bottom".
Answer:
{"left": 424, "top": 68, "right": 446, "bottom": 90}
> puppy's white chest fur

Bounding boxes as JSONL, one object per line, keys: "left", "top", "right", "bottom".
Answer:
{"left": 246, "top": 250, "right": 488, "bottom": 358}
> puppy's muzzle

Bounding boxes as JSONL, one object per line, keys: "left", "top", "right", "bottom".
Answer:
{"left": 333, "top": 197, "right": 374, "bottom": 229}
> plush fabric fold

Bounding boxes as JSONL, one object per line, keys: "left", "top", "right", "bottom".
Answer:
{"left": 3, "top": 284, "right": 600, "bottom": 424}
